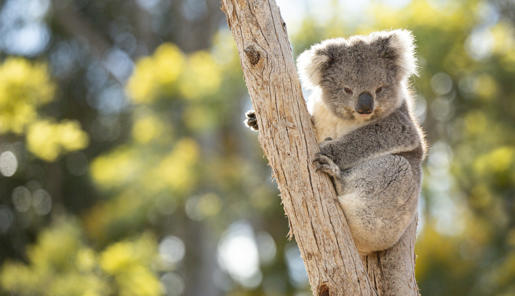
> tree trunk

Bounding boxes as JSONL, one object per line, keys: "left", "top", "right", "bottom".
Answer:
{"left": 220, "top": 1, "right": 418, "bottom": 295}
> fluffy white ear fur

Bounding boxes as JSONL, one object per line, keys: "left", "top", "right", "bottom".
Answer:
{"left": 388, "top": 29, "right": 418, "bottom": 77}
{"left": 296, "top": 47, "right": 329, "bottom": 89}
{"left": 296, "top": 29, "right": 417, "bottom": 88}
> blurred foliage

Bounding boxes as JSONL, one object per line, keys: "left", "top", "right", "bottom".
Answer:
{"left": 27, "top": 119, "right": 89, "bottom": 161}
{"left": 0, "top": 58, "right": 54, "bottom": 134}
{"left": 1, "top": 217, "right": 160, "bottom": 296}
{"left": 0, "top": 58, "right": 88, "bottom": 162}
{"left": 0, "top": 0, "right": 513, "bottom": 295}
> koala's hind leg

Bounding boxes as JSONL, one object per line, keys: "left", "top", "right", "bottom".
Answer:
{"left": 337, "top": 154, "right": 419, "bottom": 255}
{"left": 362, "top": 219, "right": 419, "bottom": 296}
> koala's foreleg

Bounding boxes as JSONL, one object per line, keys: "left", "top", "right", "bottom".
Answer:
{"left": 244, "top": 110, "right": 316, "bottom": 132}
{"left": 317, "top": 107, "right": 421, "bottom": 170}
{"left": 315, "top": 154, "right": 419, "bottom": 254}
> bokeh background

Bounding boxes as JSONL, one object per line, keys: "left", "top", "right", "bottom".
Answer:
{"left": 0, "top": 0, "right": 514, "bottom": 295}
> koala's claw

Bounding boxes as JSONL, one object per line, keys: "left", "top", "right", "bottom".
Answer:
{"left": 244, "top": 110, "right": 258, "bottom": 131}
{"left": 313, "top": 152, "right": 341, "bottom": 177}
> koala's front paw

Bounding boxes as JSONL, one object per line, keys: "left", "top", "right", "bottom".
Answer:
{"left": 313, "top": 152, "right": 341, "bottom": 178}
{"left": 244, "top": 110, "right": 258, "bottom": 131}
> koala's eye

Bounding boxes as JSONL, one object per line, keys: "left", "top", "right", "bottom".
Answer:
{"left": 375, "top": 86, "right": 383, "bottom": 94}
{"left": 343, "top": 87, "right": 353, "bottom": 95}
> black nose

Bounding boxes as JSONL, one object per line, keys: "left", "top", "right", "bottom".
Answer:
{"left": 356, "top": 92, "right": 374, "bottom": 114}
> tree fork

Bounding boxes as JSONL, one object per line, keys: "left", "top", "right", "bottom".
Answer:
{"left": 220, "top": 0, "right": 418, "bottom": 295}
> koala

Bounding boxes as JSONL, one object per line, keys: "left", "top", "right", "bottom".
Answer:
{"left": 245, "top": 29, "right": 426, "bottom": 256}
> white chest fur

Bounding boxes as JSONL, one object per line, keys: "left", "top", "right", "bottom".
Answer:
{"left": 311, "top": 99, "right": 364, "bottom": 142}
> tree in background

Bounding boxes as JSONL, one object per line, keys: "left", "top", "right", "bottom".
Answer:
{"left": 0, "top": 0, "right": 513, "bottom": 295}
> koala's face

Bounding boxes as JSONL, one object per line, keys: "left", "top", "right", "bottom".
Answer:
{"left": 297, "top": 30, "right": 417, "bottom": 121}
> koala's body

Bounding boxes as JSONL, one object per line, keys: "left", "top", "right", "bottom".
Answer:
{"left": 299, "top": 29, "right": 426, "bottom": 255}
{"left": 246, "top": 29, "right": 425, "bottom": 256}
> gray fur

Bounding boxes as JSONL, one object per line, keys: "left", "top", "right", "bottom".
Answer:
{"left": 300, "top": 29, "right": 426, "bottom": 254}
{"left": 244, "top": 30, "right": 426, "bottom": 256}
{"left": 297, "top": 29, "right": 417, "bottom": 121}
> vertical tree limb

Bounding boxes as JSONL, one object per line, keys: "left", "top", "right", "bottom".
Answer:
{"left": 221, "top": 1, "right": 419, "bottom": 295}
{"left": 221, "top": 1, "right": 375, "bottom": 295}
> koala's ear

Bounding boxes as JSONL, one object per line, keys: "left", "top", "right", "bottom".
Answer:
{"left": 379, "top": 29, "right": 418, "bottom": 78}
{"left": 296, "top": 47, "right": 331, "bottom": 89}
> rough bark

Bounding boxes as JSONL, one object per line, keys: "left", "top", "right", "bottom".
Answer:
{"left": 220, "top": 1, "right": 418, "bottom": 295}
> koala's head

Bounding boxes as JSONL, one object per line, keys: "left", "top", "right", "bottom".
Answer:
{"left": 297, "top": 29, "right": 417, "bottom": 121}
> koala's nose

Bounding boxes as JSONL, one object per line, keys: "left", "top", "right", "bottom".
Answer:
{"left": 356, "top": 92, "right": 374, "bottom": 114}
